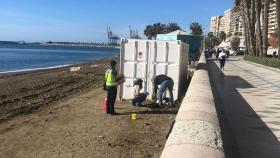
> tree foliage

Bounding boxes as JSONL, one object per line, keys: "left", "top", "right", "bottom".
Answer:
{"left": 144, "top": 25, "right": 153, "bottom": 39}
{"left": 205, "top": 32, "right": 221, "bottom": 48}
{"left": 231, "top": 36, "right": 241, "bottom": 51}
{"left": 190, "top": 22, "right": 203, "bottom": 35}
{"left": 208, "top": 32, "right": 214, "bottom": 38}
{"left": 144, "top": 23, "right": 165, "bottom": 39}
{"left": 219, "top": 31, "right": 227, "bottom": 41}
{"left": 235, "top": 0, "right": 241, "bottom": 6}
{"left": 144, "top": 22, "right": 181, "bottom": 39}
{"left": 164, "top": 23, "right": 181, "bottom": 34}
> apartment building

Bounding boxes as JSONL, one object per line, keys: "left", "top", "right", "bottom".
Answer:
{"left": 268, "top": 0, "right": 277, "bottom": 35}
{"left": 210, "top": 9, "right": 232, "bottom": 36}
{"left": 210, "top": 16, "right": 222, "bottom": 36}
{"left": 218, "top": 16, "right": 225, "bottom": 33}
{"left": 210, "top": 1, "right": 277, "bottom": 37}
{"left": 223, "top": 9, "right": 232, "bottom": 35}
{"left": 230, "top": 10, "right": 243, "bottom": 35}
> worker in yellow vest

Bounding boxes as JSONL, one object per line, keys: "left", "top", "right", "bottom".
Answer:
{"left": 104, "top": 60, "right": 119, "bottom": 115}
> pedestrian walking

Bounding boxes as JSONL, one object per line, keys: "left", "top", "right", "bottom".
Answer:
{"left": 152, "top": 74, "right": 174, "bottom": 108}
{"left": 225, "top": 49, "right": 230, "bottom": 58}
{"left": 219, "top": 50, "right": 227, "bottom": 70}
{"left": 216, "top": 48, "right": 221, "bottom": 60}
{"left": 209, "top": 48, "right": 214, "bottom": 58}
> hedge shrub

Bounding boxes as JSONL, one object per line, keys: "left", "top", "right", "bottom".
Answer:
{"left": 244, "top": 55, "right": 280, "bottom": 69}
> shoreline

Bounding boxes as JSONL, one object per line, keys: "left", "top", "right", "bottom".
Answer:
{"left": 0, "top": 65, "right": 71, "bottom": 74}
{"left": 0, "top": 56, "right": 118, "bottom": 76}
{"left": 0, "top": 57, "right": 117, "bottom": 121}
{"left": 40, "top": 43, "right": 121, "bottom": 49}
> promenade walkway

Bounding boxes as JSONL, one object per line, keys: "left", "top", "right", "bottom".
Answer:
{"left": 208, "top": 56, "right": 280, "bottom": 158}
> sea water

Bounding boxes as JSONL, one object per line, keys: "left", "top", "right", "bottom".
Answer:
{"left": 0, "top": 44, "right": 119, "bottom": 73}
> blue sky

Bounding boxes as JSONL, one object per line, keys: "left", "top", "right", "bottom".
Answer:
{"left": 0, "top": 0, "right": 233, "bottom": 42}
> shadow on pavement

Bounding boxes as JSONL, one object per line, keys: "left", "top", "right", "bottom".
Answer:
{"left": 207, "top": 59, "right": 280, "bottom": 158}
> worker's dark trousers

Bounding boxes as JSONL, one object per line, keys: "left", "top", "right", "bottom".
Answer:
{"left": 106, "top": 86, "right": 117, "bottom": 114}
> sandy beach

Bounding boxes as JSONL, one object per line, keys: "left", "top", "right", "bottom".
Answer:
{"left": 0, "top": 59, "right": 112, "bottom": 121}
{"left": 0, "top": 59, "right": 178, "bottom": 157}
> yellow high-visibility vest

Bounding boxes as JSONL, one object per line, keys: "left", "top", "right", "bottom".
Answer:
{"left": 105, "top": 68, "right": 118, "bottom": 86}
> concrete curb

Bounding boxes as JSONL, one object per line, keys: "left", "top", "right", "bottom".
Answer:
{"left": 161, "top": 144, "right": 224, "bottom": 158}
{"left": 161, "top": 54, "right": 225, "bottom": 158}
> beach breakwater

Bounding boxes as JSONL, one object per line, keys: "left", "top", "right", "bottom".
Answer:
{"left": 161, "top": 53, "right": 225, "bottom": 158}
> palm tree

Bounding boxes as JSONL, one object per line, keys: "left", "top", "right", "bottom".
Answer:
{"left": 262, "top": 0, "right": 269, "bottom": 57}
{"left": 164, "top": 23, "right": 181, "bottom": 34}
{"left": 144, "top": 23, "right": 165, "bottom": 39}
{"left": 190, "top": 22, "right": 203, "bottom": 35}
{"left": 152, "top": 23, "right": 165, "bottom": 35}
{"left": 242, "top": 0, "right": 254, "bottom": 55}
{"left": 255, "top": 0, "right": 263, "bottom": 57}
{"left": 240, "top": 0, "right": 272, "bottom": 58}
{"left": 235, "top": 0, "right": 241, "bottom": 6}
{"left": 276, "top": 0, "right": 280, "bottom": 58}
{"left": 240, "top": 2, "right": 249, "bottom": 55}
{"left": 250, "top": 0, "right": 256, "bottom": 56}
{"left": 144, "top": 25, "right": 153, "bottom": 39}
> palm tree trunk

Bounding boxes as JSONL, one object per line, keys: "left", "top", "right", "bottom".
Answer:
{"left": 262, "top": 0, "right": 269, "bottom": 57}
{"left": 241, "top": 1, "right": 250, "bottom": 55}
{"left": 276, "top": 0, "right": 280, "bottom": 59}
{"left": 250, "top": 0, "right": 256, "bottom": 56}
{"left": 243, "top": 0, "right": 254, "bottom": 56}
{"left": 255, "top": 0, "right": 263, "bottom": 57}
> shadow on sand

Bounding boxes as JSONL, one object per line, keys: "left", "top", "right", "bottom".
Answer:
{"left": 120, "top": 102, "right": 179, "bottom": 115}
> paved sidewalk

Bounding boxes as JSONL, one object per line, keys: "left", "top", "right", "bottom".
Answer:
{"left": 208, "top": 56, "right": 280, "bottom": 158}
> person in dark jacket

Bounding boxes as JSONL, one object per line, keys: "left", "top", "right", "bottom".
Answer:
{"left": 152, "top": 74, "right": 174, "bottom": 108}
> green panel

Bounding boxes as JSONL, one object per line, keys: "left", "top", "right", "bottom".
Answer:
{"left": 177, "top": 35, "right": 202, "bottom": 60}
{"left": 156, "top": 34, "right": 202, "bottom": 60}
{"left": 156, "top": 35, "right": 178, "bottom": 41}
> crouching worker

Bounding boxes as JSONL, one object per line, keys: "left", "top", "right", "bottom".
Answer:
{"left": 132, "top": 79, "right": 148, "bottom": 106}
{"left": 152, "top": 74, "right": 174, "bottom": 108}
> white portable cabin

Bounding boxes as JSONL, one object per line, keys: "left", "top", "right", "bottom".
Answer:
{"left": 118, "top": 39, "right": 189, "bottom": 101}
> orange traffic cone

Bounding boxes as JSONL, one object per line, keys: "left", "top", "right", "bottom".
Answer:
{"left": 103, "top": 97, "right": 107, "bottom": 111}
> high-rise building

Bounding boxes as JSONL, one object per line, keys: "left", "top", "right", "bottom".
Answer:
{"left": 210, "top": 16, "right": 222, "bottom": 36}
{"left": 230, "top": 10, "right": 243, "bottom": 35}
{"left": 218, "top": 16, "right": 225, "bottom": 34}
{"left": 210, "top": 9, "right": 232, "bottom": 36}
{"left": 223, "top": 9, "right": 232, "bottom": 35}
{"left": 210, "top": 0, "right": 277, "bottom": 39}
{"left": 268, "top": 0, "right": 277, "bottom": 35}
